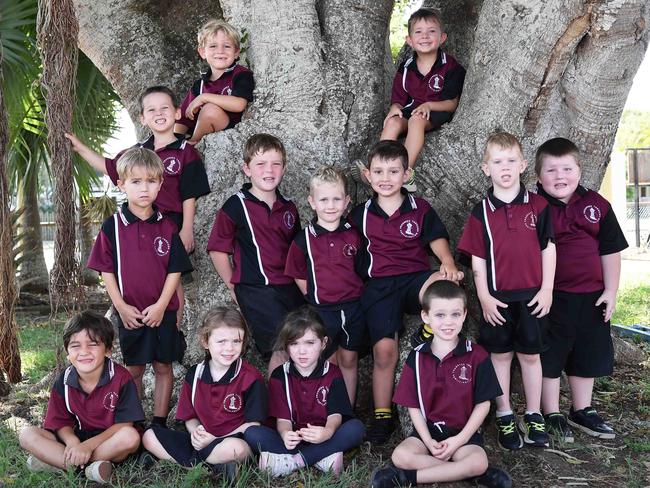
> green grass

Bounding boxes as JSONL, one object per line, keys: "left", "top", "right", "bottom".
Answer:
{"left": 612, "top": 284, "right": 650, "bottom": 326}
{"left": 16, "top": 314, "right": 64, "bottom": 383}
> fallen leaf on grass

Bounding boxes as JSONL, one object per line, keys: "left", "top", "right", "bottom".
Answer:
{"left": 545, "top": 448, "right": 589, "bottom": 464}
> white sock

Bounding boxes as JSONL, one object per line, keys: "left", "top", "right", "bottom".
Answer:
{"left": 496, "top": 410, "right": 513, "bottom": 418}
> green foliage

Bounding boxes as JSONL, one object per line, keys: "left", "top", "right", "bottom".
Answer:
{"left": 612, "top": 284, "right": 650, "bottom": 326}
{"left": 389, "top": 0, "right": 416, "bottom": 61}
{"left": 615, "top": 110, "right": 650, "bottom": 153}
{"left": 17, "top": 316, "right": 59, "bottom": 382}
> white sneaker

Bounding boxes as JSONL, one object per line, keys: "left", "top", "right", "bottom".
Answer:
{"left": 84, "top": 460, "right": 112, "bottom": 484}
{"left": 259, "top": 451, "right": 299, "bottom": 477}
{"left": 314, "top": 451, "right": 343, "bottom": 476}
{"left": 26, "top": 454, "right": 58, "bottom": 472}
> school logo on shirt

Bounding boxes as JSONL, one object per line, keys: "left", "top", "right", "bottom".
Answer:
{"left": 223, "top": 393, "right": 243, "bottom": 413}
{"left": 523, "top": 212, "right": 537, "bottom": 230}
{"left": 221, "top": 86, "right": 232, "bottom": 96}
{"left": 154, "top": 237, "right": 170, "bottom": 256}
{"left": 162, "top": 156, "right": 181, "bottom": 175}
{"left": 583, "top": 205, "right": 601, "bottom": 224}
{"left": 103, "top": 391, "right": 119, "bottom": 411}
{"left": 428, "top": 74, "right": 444, "bottom": 93}
{"left": 283, "top": 211, "right": 296, "bottom": 230}
{"left": 399, "top": 219, "right": 420, "bottom": 238}
{"left": 451, "top": 363, "right": 472, "bottom": 384}
{"left": 316, "top": 386, "right": 329, "bottom": 406}
{"left": 342, "top": 243, "right": 357, "bottom": 258}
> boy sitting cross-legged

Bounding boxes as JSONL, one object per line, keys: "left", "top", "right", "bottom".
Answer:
{"left": 349, "top": 140, "right": 463, "bottom": 444}
{"left": 457, "top": 132, "right": 556, "bottom": 450}
{"left": 19, "top": 311, "right": 144, "bottom": 485}
{"left": 87, "top": 147, "right": 193, "bottom": 429}
{"left": 370, "top": 281, "right": 511, "bottom": 488}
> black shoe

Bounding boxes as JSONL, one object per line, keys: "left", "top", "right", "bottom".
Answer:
{"left": 518, "top": 412, "right": 549, "bottom": 447}
{"left": 410, "top": 324, "right": 433, "bottom": 348}
{"left": 209, "top": 461, "right": 238, "bottom": 482}
{"left": 369, "top": 463, "right": 411, "bottom": 488}
{"left": 137, "top": 450, "right": 157, "bottom": 469}
{"left": 474, "top": 466, "right": 512, "bottom": 488}
{"left": 568, "top": 406, "right": 615, "bottom": 439}
{"left": 495, "top": 414, "right": 523, "bottom": 451}
{"left": 544, "top": 412, "right": 574, "bottom": 443}
{"left": 367, "top": 417, "right": 396, "bottom": 445}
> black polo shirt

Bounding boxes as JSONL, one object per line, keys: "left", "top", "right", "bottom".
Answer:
{"left": 393, "top": 338, "right": 501, "bottom": 431}
{"left": 178, "top": 62, "right": 254, "bottom": 128}
{"left": 87, "top": 203, "right": 193, "bottom": 311}
{"left": 105, "top": 135, "right": 210, "bottom": 216}
{"left": 44, "top": 358, "right": 144, "bottom": 432}
{"left": 457, "top": 187, "right": 554, "bottom": 301}
{"left": 176, "top": 359, "right": 267, "bottom": 438}
{"left": 284, "top": 220, "right": 364, "bottom": 305}
{"left": 268, "top": 360, "right": 353, "bottom": 430}
{"left": 391, "top": 50, "right": 466, "bottom": 110}
{"left": 349, "top": 191, "right": 449, "bottom": 279}
{"left": 536, "top": 184, "right": 628, "bottom": 293}
{"left": 207, "top": 184, "right": 300, "bottom": 285}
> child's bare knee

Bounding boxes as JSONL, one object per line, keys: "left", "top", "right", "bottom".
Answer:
{"left": 115, "top": 426, "right": 141, "bottom": 451}
{"left": 142, "top": 429, "right": 156, "bottom": 449}
{"left": 152, "top": 361, "right": 172, "bottom": 376}
{"left": 230, "top": 440, "right": 250, "bottom": 460}
{"left": 373, "top": 341, "right": 397, "bottom": 368}
{"left": 19, "top": 426, "right": 39, "bottom": 449}
{"left": 467, "top": 452, "right": 489, "bottom": 477}
{"left": 516, "top": 352, "right": 540, "bottom": 366}
{"left": 391, "top": 446, "right": 411, "bottom": 468}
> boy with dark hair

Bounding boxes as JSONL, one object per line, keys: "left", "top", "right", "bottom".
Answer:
{"left": 457, "top": 132, "right": 556, "bottom": 451}
{"left": 535, "top": 137, "right": 627, "bottom": 441}
{"left": 349, "top": 140, "right": 463, "bottom": 444}
{"left": 19, "top": 311, "right": 144, "bottom": 484}
{"left": 208, "top": 133, "right": 304, "bottom": 374}
{"left": 87, "top": 147, "right": 193, "bottom": 429}
{"left": 370, "top": 281, "right": 511, "bottom": 488}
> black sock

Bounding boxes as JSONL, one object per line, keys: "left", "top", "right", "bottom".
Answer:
{"left": 152, "top": 416, "right": 167, "bottom": 427}
{"left": 403, "top": 469, "right": 417, "bottom": 484}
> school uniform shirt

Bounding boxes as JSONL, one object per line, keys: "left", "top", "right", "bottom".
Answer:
{"left": 87, "top": 203, "right": 193, "bottom": 312}
{"left": 457, "top": 186, "right": 554, "bottom": 301}
{"left": 393, "top": 338, "right": 501, "bottom": 432}
{"left": 43, "top": 358, "right": 144, "bottom": 432}
{"left": 391, "top": 50, "right": 466, "bottom": 111}
{"left": 536, "top": 184, "right": 628, "bottom": 293}
{"left": 268, "top": 360, "right": 353, "bottom": 430}
{"left": 178, "top": 63, "right": 254, "bottom": 128}
{"left": 284, "top": 220, "right": 364, "bottom": 305}
{"left": 105, "top": 135, "right": 210, "bottom": 216}
{"left": 207, "top": 184, "right": 300, "bottom": 285}
{"left": 349, "top": 191, "right": 449, "bottom": 279}
{"left": 175, "top": 359, "right": 267, "bottom": 438}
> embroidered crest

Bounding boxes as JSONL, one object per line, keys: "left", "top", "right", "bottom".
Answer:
{"left": 428, "top": 74, "right": 444, "bottom": 92}
{"left": 583, "top": 205, "right": 601, "bottom": 224}
{"left": 316, "top": 386, "right": 329, "bottom": 406}
{"left": 154, "top": 237, "right": 170, "bottom": 256}
{"left": 399, "top": 219, "right": 420, "bottom": 238}
{"left": 103, "top": 391, "right": 119, "bottom": 411}
{"left": 342, "top": 243, "right": 357, "bottom": 258}
{"left": 162, "top": 156, "right": 181, "bottom": 175}
{"left": 523, "top": 211, "right": 537, "bottom": 230}
{"left": 283, "top": 211, "right": 296, "bottom": 229}
{"left": 223, "top": 393, "right": 243, "bottom": 413}
{"left": 451, "top": 363, "right": 472, "bottom": 384}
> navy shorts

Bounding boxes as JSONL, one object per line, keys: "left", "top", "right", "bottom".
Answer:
{"left": 314, "top": 300, "right": 367, "bottom": 356}
{"left": 117, "top": 311, "right": 186, "bottom": 366}
{"left": 409, "top": 422, "right": 483, "bottom": 446}
{"left": 478, "top": 298, "right": 547, "bottom": 354}
{"left": 541, "top": 290, "right": 613, "bottom": 378}
{"left": 361, "top": 270, "right": 432, "bottom": 345}
{"left": 149, "top": 425, "right": 243, "bottom": 467}
{"left": 235, "top": 283, "right": 305, "bottom": 359}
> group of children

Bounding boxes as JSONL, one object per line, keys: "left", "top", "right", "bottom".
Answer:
{"left": 17, "top": 7, "right": 628, "bottom": 488}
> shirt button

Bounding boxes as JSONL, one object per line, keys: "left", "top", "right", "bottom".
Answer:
{"left": 329, "top": 242, "right": 334, "bottom": 247}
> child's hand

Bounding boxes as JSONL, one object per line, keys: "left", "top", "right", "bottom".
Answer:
{"left": 142, "top": 301, "right": 165, "bottom": 327}
{"left": 595, "top": 289, "right": 617, "bottom": 322}
{"left": 179, "top": 226, "right": 195, "bottom": 253}
{"left": 528, "top": 288, "right": 552, "bottom": 318}
{"left": 411, "top": 103, "right": 431, "bottom": 120}
{"left": 433, "top": 435, "right": 462, "bottom": 461}
{"left": 479, "top": 294, "right": 507, "bottom": 326}
{"left": 63, "top": 441, "right": 92, "bottom": 467}
{"left": 439, "top": 261, "right": 464, "bottom": 283}
{"left": 425, "top": 438, "right": 444, "bottom": 457}
{"left": 185, "top": 96, "right": 206, "bottom": 120}
{"left": 227, "top": 284, "right": 238, "bottom": 306}
{"left": 190, "top": 425, "right": 216, "bottom": 450}
{"left": 383, "top": 106, "right": 403, "bottom": 127}
{"left": 281, "top": 430, "right": 302, "bottom": 450}
{"left": 117, "top": 304, "right": 144, "bottom": 329}
{"left": 298, "top": 424, "right": 332, "bottom": 444}
{"left": 64, "top": 132, "right": 83, "bottom": 153}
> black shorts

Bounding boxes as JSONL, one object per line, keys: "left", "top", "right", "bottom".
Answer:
{"left": 409, "top": 422, "right": 483, "bottom": 446}
{"left": 478, "top": 299, "right": 547, "bottom": 354}
{"left": 314, "top": 300, "right": 367, "bottom": 355}
{"left": 400, "top": 108, "right": 453, "bottom": 130}
{"left": 235, "top": 283, "right": 305, "bottom": 359}
{"left": 541, "top": 290, "right": 613, "bottom": 378}
{"left": 117, "top": 311, "right": 186, "bottom": 366}
{"left": 149, "top": 425, "right": 243, "bottom": 467}
{"left": 361, "top": 270, "right": 432, "bottom": 345}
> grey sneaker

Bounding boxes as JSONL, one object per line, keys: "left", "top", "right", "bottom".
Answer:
{"left": 314, "top": 451, "right": 343, "bottom": 476}
{"left": 84, "top": 460, "right": 112, "bottom": 484}
{"left": 26, "top": 454, "right": 58, "bottom": 473}
{"left": 259, "top": 451, "right": 299, "bottom": 477}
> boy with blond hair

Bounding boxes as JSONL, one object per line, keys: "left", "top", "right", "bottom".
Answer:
{"left": 87, "top": 147, "right": 193, "bottom": 428}
{"left": 176, "top": 19, "right": 254, "bottom": 143}
{"left": 457, "top": 132, "right": 555, "bottom": 450}
{"left": 284, "top": 165, "right": 365, "bottom": 404}
{"left": 535, "top": 137, "right": 627, "bottom": 441}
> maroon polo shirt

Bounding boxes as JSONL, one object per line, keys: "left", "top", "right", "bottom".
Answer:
{"left": 178, "top": 62, "right": 254, "bottom": 129}
{"left": 207, "top": 184, "right": 300, "bottom": 285}
{"left": 105, "top": 135, "right": 210, "bottom": 218}
{"left": 268, "top": 360, "right": 353, "bottom": 430}
{"left": 284, "top": 220, "right": 364, "bottom": 305}
{"left": 87, "top": 203, "right": 193, "bottom": 312}
{"left": 391, "top": 50, "right": 466, "bottom": 110}
{"left": 393, "top": 338, "right": 501, "bottom": 431}
{"left": 176, "top": 359, "right": 267, "bottom": 438}
{"left": 349, "top": 191, "right": 450, "bottom": 279}
{"left": 44, "top": 358, "right": 144, "bottom": 432}
{"left": 536, "top": 184, "right": 628, "bottom": 293}
{"left": 457, "top": 186, "right": 554, "bottom": 301}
